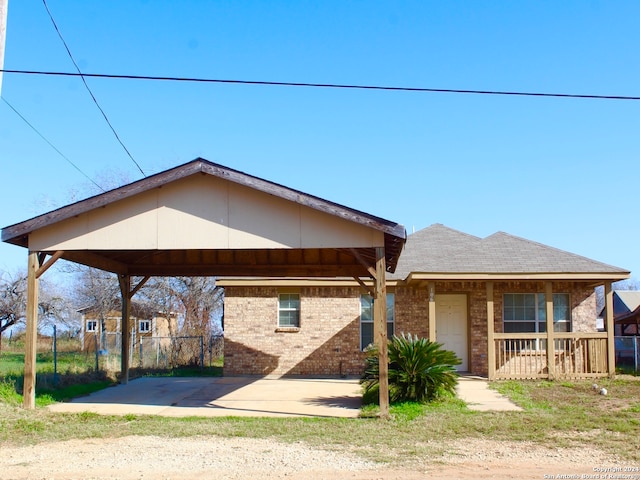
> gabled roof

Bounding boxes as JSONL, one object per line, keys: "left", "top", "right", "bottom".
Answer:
{"left": 1, "top": 158, "right": 406, "bottom": 276}
{"left": 390, "top": 223, "right": 629, "bottom": 281}
{"left": 612, "top": 291, "right": 640, "bottom": 315}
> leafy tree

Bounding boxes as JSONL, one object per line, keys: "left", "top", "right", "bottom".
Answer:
{"left": 361, "top": 333, "right": 460, "bottom": 404}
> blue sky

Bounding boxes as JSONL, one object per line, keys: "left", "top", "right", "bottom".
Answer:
{"left": 1, "top": 1, "right": 639, "bottom": 278}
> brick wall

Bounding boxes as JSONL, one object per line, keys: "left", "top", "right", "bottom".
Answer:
{"left": 223, "top": 281, "right": 599, "bottom": 378}
{"left": 224, "top": 286, "right": 364, "bottom": 376}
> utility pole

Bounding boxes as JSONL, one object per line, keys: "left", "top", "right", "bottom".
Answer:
{"left": 0, "top": 0, "right": 7, "bottom": 96}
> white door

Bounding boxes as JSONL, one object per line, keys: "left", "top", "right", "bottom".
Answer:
{"left": 435, "top": 294, "right": 468, "bottom": 371}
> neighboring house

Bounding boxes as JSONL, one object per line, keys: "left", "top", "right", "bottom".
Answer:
{"left": 218, "top": 224, "right": 629, "bottom": 380}
{"left": 599, "top": 291, "right": 640, "bottom": 336}
{"left": 79, "top": 302, "right": 176, "bottom": 352}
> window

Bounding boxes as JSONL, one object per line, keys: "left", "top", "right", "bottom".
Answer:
{"left": 86, "top": 320, "right": 97, "bottom": 332}
{"left": 503, "top": 293, "right": 570, "bottom": 333}
{"left": 278, "top": 293, "right": 300, "bottom": 328}
{"left": 139, "top": 320, "right": 151, "bottom": 333}
{"left": 360, "top": 293, "right": 395, "bottom": 350}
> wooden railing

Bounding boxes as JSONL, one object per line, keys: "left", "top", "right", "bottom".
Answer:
{"left": 492, "top": 333, "right": 609, "bottom": 379}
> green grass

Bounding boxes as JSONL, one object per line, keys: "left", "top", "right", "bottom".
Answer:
{"left": 0, "top": 351, "right": 96, "bottom": 377}
{"left": 2, "top": 377, "right": 639, "bottom": 467}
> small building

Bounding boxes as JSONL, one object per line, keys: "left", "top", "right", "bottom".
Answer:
{"left": 79, "top": 302, "right": 176, "bottom": 352}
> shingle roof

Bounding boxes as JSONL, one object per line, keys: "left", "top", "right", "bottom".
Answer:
{"left": 389, "top": 223, "right": 629, "bottom": 280}
{"left": 614, "top": 291, "right": 640, "bottom": 315}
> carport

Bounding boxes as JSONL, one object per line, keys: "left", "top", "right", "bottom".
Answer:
{"left": 1, "top": 158, "right": 405, "bottom": 416}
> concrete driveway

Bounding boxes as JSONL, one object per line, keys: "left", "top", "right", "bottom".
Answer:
{"left": 48, "top": 376, "right": 363, "bottom": 418}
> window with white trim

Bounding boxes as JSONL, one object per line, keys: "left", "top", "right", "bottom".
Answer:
{"left": 278, "top": 293, "right": 300, "bottom": 328}
{"left": 503, "top": 293, "right": 570, "bottom": 333}
{"left": 139, "top": 320, "right": 151, "bottom": 333}
{"left": 360, "top": 293, "right": 395, "bottom": 350}
{"left": 86, "top": 320, "right": 97, "bottom": 332}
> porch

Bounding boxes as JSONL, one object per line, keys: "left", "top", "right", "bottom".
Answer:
{"left": 486, "top": 281, "right": 616, "bottom": 380}
{"left": 492, "top": 333, "right": 609, "bottom": 379}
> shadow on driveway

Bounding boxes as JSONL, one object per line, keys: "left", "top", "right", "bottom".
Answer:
{"left": 48, "top": 376, "right": 363, "bottom": 418}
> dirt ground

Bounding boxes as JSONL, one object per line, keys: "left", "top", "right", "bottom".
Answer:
{"left": 1, "top": 435, "right": 633, "bottom": 480}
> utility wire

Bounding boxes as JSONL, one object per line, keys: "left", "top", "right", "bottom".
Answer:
{"left": 41, "top": 0, "right": 146, "bottom": 177}
{"left": 2, "top": 68, "right": 640, "bottom": 101}
{"left": 1, "top": 97, "right": 106, "bottom": 192}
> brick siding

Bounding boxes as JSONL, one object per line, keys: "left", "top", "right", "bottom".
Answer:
{"left": 223, "top": 282, "right": 599, "bottom": 378}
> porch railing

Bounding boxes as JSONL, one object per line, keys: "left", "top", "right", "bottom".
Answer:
{"left": 492, "top": 333, "right": 609, "bottom": 379}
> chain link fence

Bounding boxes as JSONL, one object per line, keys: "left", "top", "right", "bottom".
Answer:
{"left": 80, "top": 331, "right": 223, "bottom": 372}
{"left": 615, "top": 336, "right": 640, "bottom": 373}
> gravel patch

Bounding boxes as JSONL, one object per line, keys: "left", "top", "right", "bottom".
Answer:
{"left": 0, "top": 435, "right": 627, "bottom": 480}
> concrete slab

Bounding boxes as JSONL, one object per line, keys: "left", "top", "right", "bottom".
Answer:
{"left": 48, "top": 377, "right": 363, "bottom": 418}
{"left": 47, "top": 375, "right": 521, "bottom": 418}
{"left": 456, "top": 375, "right": 522, "bottom": 411}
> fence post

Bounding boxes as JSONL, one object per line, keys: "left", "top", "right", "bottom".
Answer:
{"left": 94, "top": 332, "right": 99, "bottom": 372}
{"left": 53, "top": 325, "right": 58, "bottom": 386}
{"left": 130, "top": 327, "right": 135, "bottom": 368}
{"left": 200, "top": 335, "right": 204, "bottom": 371}
{"left": 139, "top": 338, "right": 143, "bottom": 368}
{"left": 635, "top": 336, "right": 639, "bottom": 373}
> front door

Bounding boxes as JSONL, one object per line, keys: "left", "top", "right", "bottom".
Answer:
{"left": 435, "top": 294, "right": 468, "bottom": 371}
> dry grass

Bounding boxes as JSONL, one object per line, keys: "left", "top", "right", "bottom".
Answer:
{"left": 1, "top": 377, "right": 639, "bottom": 466}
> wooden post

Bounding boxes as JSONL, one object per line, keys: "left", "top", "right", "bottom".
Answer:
{"left": 604, "top": 281, "right": 616, "bottom": 378}
{"left": 119, "top": 275, "right": 131, "bottom": 384}
{"left": 23, "top": 251, "right": 39, "bottom": 409}
{"left": 545, "top": 282, "right": 556, "bottom": 380}
{"left": 428, "top": 282, "right": 436, "bottom": 342}
{"left": 374, "top": 246, "right": 389, "bottom": 419}
{"left": 486, "top": 281, "right": 495, "bottom": 380}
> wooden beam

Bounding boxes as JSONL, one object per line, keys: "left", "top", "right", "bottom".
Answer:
{"left": 119, "top": 275, "right": 132, "bottom": 384}
{"left": 62, "top": 251, "right": 128, "bottom": 274}
{"left": 545, "top": 282, "right": 555, "bottom": 380}
{"left": 428, "top": 282, "right": 436, "bottom": 342}
{"left": 374, "top": 246, "right": 389, "bottom": 419}
{"left": 604, "top": 282, "right": 616, "bottom": 378}
{"left": 35, "top": 250, "right": 64, "bottom": 279}
{"left": 130, "top": 276, "right": 150, "bottom": 297}
{"left": 353, "top": 276, "right": 374, "bottom": 297}
{"left": 23, "top": 251, "right": 39, "bottom": 409}
{"left": 348, "top": 248, "right": 377, "bottom": 278}
{"left": 486, "top": 281, "right": 495, "bottom": 380}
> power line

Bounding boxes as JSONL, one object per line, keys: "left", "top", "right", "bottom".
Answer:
{"left": 2, "top": 68, "right": 640, "bottom": 101}
{"left": 41, "top": 0, "right": 146, "bottom": 177}
{"left": 1, "top": 97, "right": 106, "bottom": 192}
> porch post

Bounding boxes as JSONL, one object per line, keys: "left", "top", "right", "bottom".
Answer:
{"left": 486, "top": 281, "right": 495, "bottom": 380}
{"left": 604, "top": 281, "right": 615, "bottom": 378}
{"left": 119, "top": 275, "right": 131, "bottom": 384}
{"left": 545, "top": 281, "right": 556, "bottom": 380}
{"left": 428, "top": 282, "right": 436, "bottom": 342}
{"left": 22, "top": 251, "right": 39, "bottom": 409}
{"left": 374, "top": 246, "right": 389, "bottom": 419}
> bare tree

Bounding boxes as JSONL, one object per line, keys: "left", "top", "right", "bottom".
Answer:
{"left": 142, "top": 277, "right": 223, "bottom": 338}
{"left": 0, "top": 271, "right": 78, "bottom": 352}
{"left": 66, "top": 265, "right": 121, "bottom": 338}
{"left": 0, "top": 272, "right": 25, "bottom": 352}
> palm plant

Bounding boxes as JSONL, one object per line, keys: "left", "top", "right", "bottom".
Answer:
{"left": 362, "top": 333, "right": 461, "bottom": 404}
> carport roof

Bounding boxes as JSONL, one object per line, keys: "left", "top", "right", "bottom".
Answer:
{"left": 1, "top": 158, "right": 406, "bottom": 277}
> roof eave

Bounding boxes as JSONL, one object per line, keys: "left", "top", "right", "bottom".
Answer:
{"left": 1, "top": 158, "right": 406, "bottom": 253}
{"left": 405, "top": 272, "right": 631, "bottom": 282}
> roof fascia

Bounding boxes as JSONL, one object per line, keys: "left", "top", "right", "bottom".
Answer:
{"left": 405, "top": 272, "right": 631, "bottom": 282}
{"left": 2, "top": 158, "right": 406, "bottom": 246}
{"left": 216, "top": 278, "right": 401, "bottom": 287}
